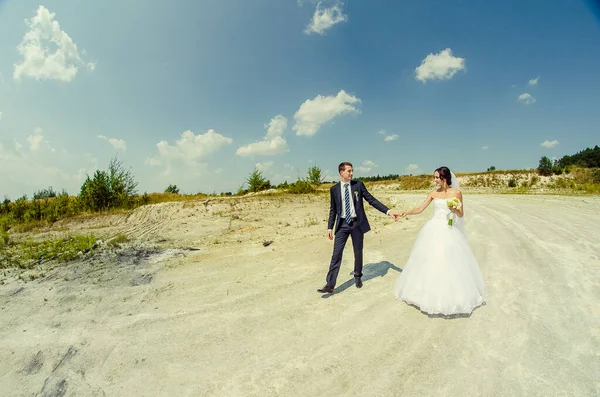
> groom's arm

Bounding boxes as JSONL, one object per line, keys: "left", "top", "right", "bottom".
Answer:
{"left": 327, "top": 186, "right": 337, "bottom": 230}
{"left": 359, "top": 182, "right": 391, "bottom": 215}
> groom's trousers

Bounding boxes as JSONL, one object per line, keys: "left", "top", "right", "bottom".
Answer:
{"left": 326, "top": 218, "right": 364, "bottom": 287}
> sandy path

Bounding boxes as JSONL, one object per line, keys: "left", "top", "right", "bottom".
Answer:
{"left": 1, "top": 193, "right": 599, "bottom": 396}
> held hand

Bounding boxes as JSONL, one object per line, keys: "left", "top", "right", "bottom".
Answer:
{"left": 327, "top": 230, "right": 333, "bottom": 240}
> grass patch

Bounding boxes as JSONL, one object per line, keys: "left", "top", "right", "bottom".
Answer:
{"left": 398, "top": 175, "right": 433, "bottom": 190}
{"left": 108, "top": 233, "right": 130, "bottom": 248}
{"left": 0, "top": 233, "right": 98, "bottom": 269}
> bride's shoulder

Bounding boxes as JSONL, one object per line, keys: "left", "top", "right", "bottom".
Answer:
{"left": 450, "top": 188, "right": 463, "bottom": 198}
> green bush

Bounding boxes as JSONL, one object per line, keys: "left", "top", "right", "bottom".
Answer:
{"left": 288, "top": 179, "right": 316, "bottom": 194}
{"left": 79, "top": 156, "right": 138, "bottom": 211}
{"left": 529, "top": 175, "right": 539, "bottom": 186}
{"left": 307, "top": 165, "right": 325, "bottom": 185}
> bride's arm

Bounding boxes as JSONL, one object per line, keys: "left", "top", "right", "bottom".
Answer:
{"left": 452, "top": 191, "right": 464, "bottom": 218}
{"left": 402, "top": 193, "right": 433, "bottom": 216}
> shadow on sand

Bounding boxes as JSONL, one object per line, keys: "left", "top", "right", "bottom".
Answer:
{"left": 320, "top": 262, "right": 486, "bottom": 319}
{"left": 403, "top": 302, "right": 487, "bottom": 319}
{"left": 321, "top": 261, "right": 402, "bottom": 299}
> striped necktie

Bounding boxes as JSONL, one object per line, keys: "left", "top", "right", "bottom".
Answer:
{"left": 344, "top": 183, "right": 351, "bottom": 224}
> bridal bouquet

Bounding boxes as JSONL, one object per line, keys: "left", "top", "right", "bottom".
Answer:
{"left": 446, "top": 197, "right": 462, "bottom": 226}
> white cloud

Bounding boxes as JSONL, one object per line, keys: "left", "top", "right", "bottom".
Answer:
{"left": 481, "top": 145, "right": 489, "bottom": 150}
{"left": 405, "top": 164, "right": 421, "bottom": 174}
{"left": 363, "top": 160, "right": 376, "bottom": 167}
{"left": 356, "top": 159, "right": 377, "bottom": 173}
{"left": 27, "top": 127, "right": 56, "bottom": 153}
{"left": 148, "top": 129, "right": 233, "bottom": 176}
{"left": 528, "top": 76, "right": 540, "bottom": 86}
{"left": 292, "top": 90, "right": 361, "bottom": 136}
{"left": 517, "top": 93, "right": 536, "bottom": 105}
{"left": 13, "top": 5, "right": 95, "bottom": 82}
{"left": 255, "top": 161, "right": 274, "bottom": 172}
{"left": 541, "top": 140, "right": 559, "bottom": 149}
{"left": 214, "top": 168, "right": 224, "bottom": 174}
{"left": 0, "top": 137, "right": 96, "bottom": 198}
{"left": 265, "top": 115, "right": 288, "bottom": 138}
{"left": 145, "top": 157, "right": 161, "bottom": 166}
{"left": 304, "top": 1, "right": 347, "bottom": 35}
{"left": 98, "top": 135, "right": 127, "bottom": 152}
{"left": 415, "top": 48, "right": 465, "bottom": 83}
{"left": 237, "top": 115, "right": 290, "bottom": 157}
{"left": 237, "top": 137, "right": 289, "bottom": 157}
{"left": 378, "top": 129, "right": 398, "bottom": 141}
{"left": 14, "top": 141, "right": 23, "bottom": 156}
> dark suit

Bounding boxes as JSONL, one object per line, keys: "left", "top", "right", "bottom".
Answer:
{"left": 325, "top": 180, "right": 390, "bottom": 287}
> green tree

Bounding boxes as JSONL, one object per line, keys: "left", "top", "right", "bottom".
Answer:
{"left": 79, "top": 155, "right": 138, "bottom": 211}
{"left": 246, "top": 168, "right": 271, "bottom": 193}
{"left": 165, "top": 184, "right": 180, "bottom": 194}
{"left": 107, "top": 156, "right": 138, "bottom": 207}
{"left": 33, "top": 186, "right": 57, "bottom": 200}
{"left": 79, "top": 170, "right": 112, "bottom": 211}
{"left": 307, "top": 165, "right": 325, "bottom": 185}
{"left": 487, "top": 166, "right": 496, "bottom": 172}
{"left": 538, "top": 156, "right": 553, "bottom": 176}
{"left": 552, "top": 159, "right": 563, "bottom": 175}
{"left": 556, "top": 145, "right": 600, "bottom": 168}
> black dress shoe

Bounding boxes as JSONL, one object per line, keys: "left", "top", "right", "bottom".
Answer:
{"left": 355, "top": 277, "right": 363, "bottom": 288}
{"left": 317, "top": 285, "right": 334, "bottom": 293}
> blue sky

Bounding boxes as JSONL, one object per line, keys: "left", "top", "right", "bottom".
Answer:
{"left": 1, "top": 0, "right": 599, "bottom": 197}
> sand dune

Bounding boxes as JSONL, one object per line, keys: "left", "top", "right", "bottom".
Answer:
{"left": 1, "top": 192, "right": 599, "bottom": 396}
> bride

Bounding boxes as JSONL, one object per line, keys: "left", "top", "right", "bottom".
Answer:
{"left": 394, "top": 166, "right": 486, "bottom": 316}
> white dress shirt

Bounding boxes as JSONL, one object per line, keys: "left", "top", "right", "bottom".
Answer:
{"left": 340, "top": 181, "right": 357, "bottom": 218}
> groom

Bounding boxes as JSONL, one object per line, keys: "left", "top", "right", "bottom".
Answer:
{"left": 317, "top": 162, "right": 398, "bottom": 294}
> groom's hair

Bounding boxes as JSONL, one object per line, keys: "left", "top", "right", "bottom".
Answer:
{"left": 338, "top": 162, "right": 353, "bottom": 173}
{"left": 435, "top": 166, "right": 452, "bottom": 185}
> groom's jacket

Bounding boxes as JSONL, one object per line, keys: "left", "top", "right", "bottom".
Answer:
{"left": 328, "top": 180, "right": 390, "bottom": 235}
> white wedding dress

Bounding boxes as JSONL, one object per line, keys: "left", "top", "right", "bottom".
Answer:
{"left": 394, "top": 197, "right": 486, "bottom": 316}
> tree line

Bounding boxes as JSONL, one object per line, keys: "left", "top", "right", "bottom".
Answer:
{"left": 1, "top": 156, "right": 149, "bottom": 234}
{"left": 2, "top": 146, "right": 598, "bottom": 234}
{"left": 538, "top": 145, "right": 600, "bottom": 177}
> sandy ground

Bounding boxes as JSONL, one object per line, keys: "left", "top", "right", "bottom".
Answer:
{"left": 1, "top": 192, "right": 599, "bottom": 396}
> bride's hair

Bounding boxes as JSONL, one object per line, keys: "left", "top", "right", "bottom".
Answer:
{"left": 435, "top": 166, "right": 452, "bottom": 186}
